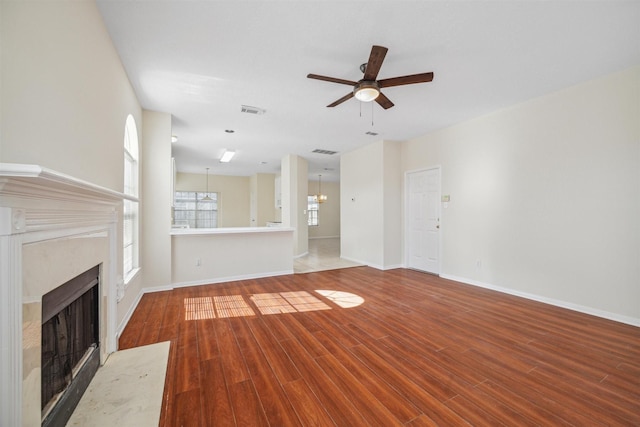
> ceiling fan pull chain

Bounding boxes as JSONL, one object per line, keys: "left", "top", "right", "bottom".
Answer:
{"left": 371, "top": 101, "right": 374, "bottom": 126}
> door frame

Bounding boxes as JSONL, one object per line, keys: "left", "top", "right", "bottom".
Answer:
{"left": 404, "top": 166, "right": 442, "bottom": 275}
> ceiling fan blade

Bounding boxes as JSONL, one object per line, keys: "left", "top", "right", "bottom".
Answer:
{"left": 375, "top": 92, "right": 394, "bottom": 109}
{"left": 327, "top": 92, "right": 354, "bottom": 108}
{"left": 378, "top": 72, "right": 434, "bottom": 88}
{"left": 307, "top": 74, "right": 357, "bottom": 86}
{"left": 378, "top": 73, "right": 433, "bottom": 88}
{"left": 362, "top": 45, "right": 388, "bottom": 81}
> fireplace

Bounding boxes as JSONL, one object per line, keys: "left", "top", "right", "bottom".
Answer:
{"left": 1, "top": 164, "right": 123, "bottom": 427}
{"left": 41, "top": 265, "right": 100, "bottom": 427}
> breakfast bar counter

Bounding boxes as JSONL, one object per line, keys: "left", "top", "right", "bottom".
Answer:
{"left": 170, "top": 227, "right": 294, "bottom": 286}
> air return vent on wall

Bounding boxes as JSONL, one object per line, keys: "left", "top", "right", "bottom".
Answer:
{"left": 312, "top": 149, "right": 338, "bottom": 155}
{"left": 241, "top": 105, "right": 266, "bottom": 115}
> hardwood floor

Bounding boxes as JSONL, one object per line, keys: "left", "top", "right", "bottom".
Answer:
{"left": 119, "top": 267, "right": 640, "bottom": 426}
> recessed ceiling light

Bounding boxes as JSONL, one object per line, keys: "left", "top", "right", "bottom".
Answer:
{"left": 225, "top": 129, "right": 235, "bottom": 133}
{"left": 220, "top": 150, "right": 236, "bottom": 163}
{"left": 171, "top": 135, "right": 178, "bottom": 143}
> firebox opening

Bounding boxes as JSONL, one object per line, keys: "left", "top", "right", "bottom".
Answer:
{"left": 41, "top": 265, "right": 100, "bottom": 426}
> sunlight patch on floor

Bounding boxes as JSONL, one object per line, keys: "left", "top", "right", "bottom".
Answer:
{"left": 184, "top": 297, "right": 216, "bottom": 320}
{"left": 315, "top": 290, "right": 364, "bottom": 308}
{"left": 250, "top": 293, "right": 298, "bottom": 315}
{"left": 280, "top": 291, "right": 332, "bottom": 312}
{"left": 183, "top": 289, "right": 362, "bottom": 320}
{"left": 213, "top": 295, "right": 256, "bottom": 318}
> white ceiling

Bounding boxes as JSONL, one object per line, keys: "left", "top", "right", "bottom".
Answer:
{"left": 96, "top": 1, "right": 640, "bottom": 182}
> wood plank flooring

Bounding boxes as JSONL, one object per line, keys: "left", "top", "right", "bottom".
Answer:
{"left": 119, "top": 267, "right": 640, "bottom": 426}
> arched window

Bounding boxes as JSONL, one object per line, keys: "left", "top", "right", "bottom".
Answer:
{"left": 123, "top": 115, "right": 139, "bottom": 282}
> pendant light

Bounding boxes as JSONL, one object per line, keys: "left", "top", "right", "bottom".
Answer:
{"left": 315, "top": 174, "right": 327, "bottom": 204}
{"left": 202, "top": 167, "right": 212, "bottom": 201}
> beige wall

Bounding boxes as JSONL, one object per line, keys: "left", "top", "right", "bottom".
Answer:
{"left": 139, "top": 111, "right": 172, "bottom": 291}
{"left": 176, "top": 172, "right": 251, "bottom": 227}
{"left": 308, "top": 180, "right": 341, "bottom": 239}
{"left": 341, "top": 140, "right": 402, "bottom": 269}
{"left": 250, "top": 173, "right": 278, "bottom": 227}
{"left": 0, "top": 0, "right": 141, "bottom": 191}
{"left": 0, "top": 1, "right": 146, "bottom": 331}
{"left": 281, "top": 154, "right": 308, "bottom": 256}
{"left": 402, "top": 66, "right": 640, "bottom": 323}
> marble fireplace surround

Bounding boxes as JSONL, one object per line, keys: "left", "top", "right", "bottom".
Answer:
{"left": 0, "top": 164, "right": 130, "bottom": 427}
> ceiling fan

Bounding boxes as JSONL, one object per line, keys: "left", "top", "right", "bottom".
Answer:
{"left": 307, "top": 45, "right": 434, "bottom": 110}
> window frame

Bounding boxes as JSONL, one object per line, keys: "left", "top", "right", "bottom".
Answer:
{"left": 173, "top": 191, "right": 219, "bottom": 229}
{"left": 123, "top": 115, "right": 139, "bottom": 285}
{"left": 308, "top": 195, "right": 319, "bottom": 227}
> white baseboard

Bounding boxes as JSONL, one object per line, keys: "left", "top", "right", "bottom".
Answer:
{"left": 116, "top": 290, "right": 144, "bottom": 341}
{"left": 171, "top": 270, "right": 294, "bottom": 289}
{"left": 309, "top": 235, "right": 340, "bottom": 240}
{"left": 339, "top": 256, "right": 404, "bottom": 271}
{"left": 294, "top": 252, "right": 309, "bottom": 259}
{"left": 440, "top": 274, "right": 640, "bottom": 327}
{"left": 340, "top": 255, "right": 371, "bottom": 267}
{"left": 381, "top": 263, "right": 405, "bottom": 271}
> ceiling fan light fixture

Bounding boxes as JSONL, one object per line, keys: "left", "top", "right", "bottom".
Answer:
{"left": 354, "top": 81, "right": 380, "bottom": 102}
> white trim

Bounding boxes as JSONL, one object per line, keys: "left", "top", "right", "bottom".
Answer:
{"left": 116, "top": 289, "right": 145, "bottom": 339}
{"left": 308, "top": 235, "right": 340, "bottom": 240}
{"left": 0, "top": 234, "right": 23, "bottom": 427}
{"left": 0, "top": 163, "right": 134, "bottom": 205}
{"left": 339, "top": 255, "right": 381, "bottom": 270}
{"left": 172, "top": 270, "right": 294, "bottom": 288}
{"left": 123, "top": 267, "right": 141, "bottom": 287}
{"left": 381, "top": 263, "right": 405, "bottom": 271}
{"left": 337, "top": 256, "right": 403, "bottom": 271}
{"left": 294, "top": 252, "right": 309, "bottom": 259}
{"left": 170, "top": 226, "right": 295, "bottom": 236}
{"left": 441, "top": 274, "right": 640, "bottom": 327}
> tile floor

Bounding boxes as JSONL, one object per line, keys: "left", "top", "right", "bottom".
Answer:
{"left": 293, "top": 237, "right": 362, "bottom": 273}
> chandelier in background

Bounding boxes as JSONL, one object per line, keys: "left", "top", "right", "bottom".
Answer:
{"left": 314, "top": 174, "right": 327, "bottom": 204}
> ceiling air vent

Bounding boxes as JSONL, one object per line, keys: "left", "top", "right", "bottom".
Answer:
{"left": 241, "top": 105, "right": 266, "bottom": 115}
{"left": 312, "top": 149, "right": 338, "bottom": 155}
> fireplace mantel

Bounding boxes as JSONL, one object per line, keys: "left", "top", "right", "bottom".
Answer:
{"left": 0, "top": 163, "right": 128, "bottom": 427}
{"left": 1, "top": 163, "right": 135, "bottom": 232}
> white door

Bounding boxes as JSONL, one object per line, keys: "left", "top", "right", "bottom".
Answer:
{"left": 406, "top": 168, "right": 441, "bottom": 274}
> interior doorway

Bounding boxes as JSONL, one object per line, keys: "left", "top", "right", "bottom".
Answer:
{"left": 406, "top": 167, "right": 441, "bottom": 274}
{"left": 294, "top": 238, "right": 361, "bottom": 273}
